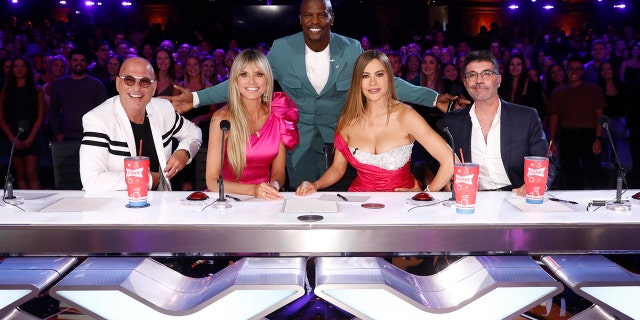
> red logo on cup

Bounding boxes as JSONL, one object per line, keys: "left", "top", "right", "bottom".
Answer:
{"left": 527, "top": 167, "right": 546, "bottom": 179}
{"left": 126, "top": 167, "right": 145, "bottom": 179}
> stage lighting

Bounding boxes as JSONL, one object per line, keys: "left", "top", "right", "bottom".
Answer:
{"left": 51, "top": 257, "right": 307, "bottom": 319}
{"left": 0, "top": 257, "right": 77, "bottom": 316}
{"left": 122, "top": 1, "right": 132, "bottom": 6}
{"left": 509, "top": 4, "right": 519, "bottom": 9}
{"left": 542, "top": 255, "right": 640, "bottom": 320}
{"left": 543, "top": 4, "right": 554, "bottom": 9}
{"left": 613, "top": 3, "right": 626, "bottom": 9}
{"left": 315, "top": 256, "right": 563, "bottom": 320}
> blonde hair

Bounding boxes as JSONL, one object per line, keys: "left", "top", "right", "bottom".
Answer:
{"left": 184, "top": 55, "right": 207, "bottom": 88}
{"left": 336, "top": 50, "right": 398, "bottom": 134}
{"left": 226, "top": 49, "right": 274, "bottom": 179}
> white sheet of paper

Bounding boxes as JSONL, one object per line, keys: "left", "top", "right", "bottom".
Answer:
{"left": 318, "top": 194, "right": 370, "bottom": 203}
{"left": 39, "top": 198, "right": 114, "bottom": 212}
{"left": 14, "top": 192, "right": 57, "bottom": 200}
{"left": 506, "top": 198, "right": 574, "bottom": 212}
{"left": 284, "top": 198, "right": 337, "bottom": 213}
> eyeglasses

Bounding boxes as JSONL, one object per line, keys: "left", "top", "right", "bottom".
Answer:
{"left": 118, "top": 75, "right": 155, "bottom": 88}
{"left": 464, "top": 70, "right": 498, "bottom": 81}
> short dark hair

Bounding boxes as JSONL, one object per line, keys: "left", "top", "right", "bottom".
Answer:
{"left": 387, "top": 50, "right": 402, "bottom": 59}
{"left": 463, "top": 50, "right": 500, "bottom": 74}
{"left": 567, "top": 55, "right": 584, "bottom": 65}
{"left": 69, "top": 49, "right": 89, "bottom": 59}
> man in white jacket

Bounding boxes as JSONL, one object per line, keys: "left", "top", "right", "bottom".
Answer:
{"left": 80, "top": 57, "right": 202, "bottom": 191}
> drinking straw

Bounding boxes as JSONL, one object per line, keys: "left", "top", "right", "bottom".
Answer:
{"left": 459, "top": 147, "right": 465, "bottom": 163}
{"left": 547, "top": 140, "right": 553, "bottom": 158}
{"left": 139, "top": 139, "right": 143, "bottom": 159}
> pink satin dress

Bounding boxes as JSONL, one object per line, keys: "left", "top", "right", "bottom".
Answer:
{"left": 334, "top": 134, "right": 416, "bottom": 192}
{"left": 221, "top": 92, "right": 299, "bottom": 184}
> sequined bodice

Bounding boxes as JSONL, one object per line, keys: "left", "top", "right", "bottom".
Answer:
{"left": 348, "top": 143, "right": 413, "bottom": 170}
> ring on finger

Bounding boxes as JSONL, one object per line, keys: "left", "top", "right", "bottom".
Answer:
{"left": 262, "top": 191, "right": 266, "bottom": 198}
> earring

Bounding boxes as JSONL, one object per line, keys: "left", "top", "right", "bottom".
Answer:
{"left": 262, "top": 92, "right": 270, "bottom": 103}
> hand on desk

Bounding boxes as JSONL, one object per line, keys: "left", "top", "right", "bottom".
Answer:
{"left": 512, "top": 185, "right": 526, "bottom": 197}
{"left": 394, "top": 179, "right": 422, "bottom": 192}
{"left": 255, "top": 182, "right": 282, "bottom": 200}
{"left": 295, "top": 181, "right": 317, "bottom": 196}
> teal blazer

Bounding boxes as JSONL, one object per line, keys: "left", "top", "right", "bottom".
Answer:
{"left": 197, "top": 32, "right": 439, "bottom": 166}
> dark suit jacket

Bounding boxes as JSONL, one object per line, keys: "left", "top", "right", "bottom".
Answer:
{"left": 444, "top": 100, "right": 552, "bottom": 188}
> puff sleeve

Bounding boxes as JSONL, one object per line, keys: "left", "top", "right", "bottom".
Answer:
{"left": 270, "top": 91, "right": 299, "bottom": 150}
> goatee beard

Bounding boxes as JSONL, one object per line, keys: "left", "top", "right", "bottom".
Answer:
{"left": 72, "top": 68, "right": 85, "bottom": 76}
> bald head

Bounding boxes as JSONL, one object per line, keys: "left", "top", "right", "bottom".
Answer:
{"left": 300, "top": 0, "right": 332, "bottom": 13}
{"left": 120, "top": 57, "right": 155, "bottom": 79}
{"left": 117, "top": 57, "right": 157, "bottom": 123}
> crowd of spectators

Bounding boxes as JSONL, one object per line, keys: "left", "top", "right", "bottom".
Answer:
{"left": 1, "top": 10, "right": 639, "bottom": 191}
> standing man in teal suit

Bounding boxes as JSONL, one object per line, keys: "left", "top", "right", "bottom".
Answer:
{"left": 165, "top": 0, "right": 462, "bottom": 187}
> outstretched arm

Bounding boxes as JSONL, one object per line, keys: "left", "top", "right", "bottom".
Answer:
{"left": 395, "top": 77, "right": 469, "bottom": 112}
{"left": 161, "top": 81, "right": 230, "bottom": 114}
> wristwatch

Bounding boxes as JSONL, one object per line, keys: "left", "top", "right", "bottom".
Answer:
{"left": 183, "top": 149, "right": 191, "bottom": 158}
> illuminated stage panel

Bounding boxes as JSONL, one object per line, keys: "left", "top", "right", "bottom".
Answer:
{"left": 570, "top": 305, "right": 616, "bottom": 320}
{"left": 50, "top": 257, "right": 306, "bottom": 320}
{"left": 315, "top": 256, "right": 563, "bottom": 320}
{"left": 542, "top": 255, "right": 640, "bottom": 320}
{"left": 0, "top": 257, "right": 78, "bottom": 316}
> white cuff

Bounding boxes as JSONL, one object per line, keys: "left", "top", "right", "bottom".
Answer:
{"left": 192, "top": 92, "right": 200, "bottom": 108}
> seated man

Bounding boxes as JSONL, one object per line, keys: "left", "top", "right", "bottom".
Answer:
{"left": 445, "top": 50, "right": 552, "bottom": 195}
{"left": 80, "top": 57, "right": 202, "bottom": 191}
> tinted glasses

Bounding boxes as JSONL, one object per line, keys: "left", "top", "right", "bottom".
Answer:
{"left": 119, "top": 75, "right": 155, "bottom": 88}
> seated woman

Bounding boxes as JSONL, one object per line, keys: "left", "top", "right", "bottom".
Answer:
{"left": 296, "top": 50, "right": 453, "bottom": 194}
{"left": 206, "top": 49, "right": 298, "bottom": 199}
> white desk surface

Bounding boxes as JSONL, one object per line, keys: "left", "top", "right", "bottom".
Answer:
{"left": 2, "top": 190, "right": 638, "bottom": 226}
{"left": 1, "top": 190, "right": 639, "bottom": 255}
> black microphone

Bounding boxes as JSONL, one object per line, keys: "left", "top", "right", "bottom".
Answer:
{"left": 446, "top": 85, "right": 462, "bottom": 113}
{"left": 216, "top": 120, "right": 231, "bottom": 207}
{"left": 599, "top": 115, "right": 630, "bottom": 210}
{"left": 437, "top": 119, "right": 456, "bottom": 204}
{"left": 4, "top": 120, "right": 31, "bottom": 204}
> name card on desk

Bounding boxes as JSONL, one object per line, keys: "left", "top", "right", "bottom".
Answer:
{"left": 39, "top": 198, "right": 114, "bottom": 212}
{"left": 284, "top": 198, "right": 338, "bottom": 213}
{"left": 506, "top": 198, "right": 574, "bottom": 212}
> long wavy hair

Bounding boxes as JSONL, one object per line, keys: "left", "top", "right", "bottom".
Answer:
{"left": 183, "top": 55, "right": 206, "bottom": 88}
{"left": 419, "top": 50, "right": 444, "bottom": 93}
{"left": 226, "top": 49, "right": 274, "bottom": 179}
{"left": 152, "top": 48, "right": 175, "bottom": 81}
{"left": 336, "top": 50, "right": 398, "bottom": 134}
{"left": 2, "top": 57, "right": 38, "bottom": 106}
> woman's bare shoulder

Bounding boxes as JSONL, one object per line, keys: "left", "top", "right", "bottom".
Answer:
{"left": 211, "top": 106, "right": 230, "bottom": 123}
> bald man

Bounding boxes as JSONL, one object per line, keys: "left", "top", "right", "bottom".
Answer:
{"left": 80, "top": 57, "right": 202, "bottom": 191}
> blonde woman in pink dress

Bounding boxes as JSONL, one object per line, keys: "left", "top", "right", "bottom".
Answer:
{"left": 206, "top": 49, "right": 298, "bottom": 199}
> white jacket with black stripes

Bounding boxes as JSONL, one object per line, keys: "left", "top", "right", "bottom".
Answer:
{"left": 80, "top": 96, "right": 202, "bottom": 191}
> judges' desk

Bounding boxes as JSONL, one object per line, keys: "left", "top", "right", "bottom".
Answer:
{"left": 1, "top": 190, "right": 639, "bottom": 256}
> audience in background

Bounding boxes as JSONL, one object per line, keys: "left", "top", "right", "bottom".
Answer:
{"left": 0, "top": 57, "right": 44, "bottom": 189}
{"left": 0, "top": 6, "right": 639, "bottom": 190}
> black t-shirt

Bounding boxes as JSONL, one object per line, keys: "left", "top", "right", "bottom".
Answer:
{"left": 130, "top": 114, "right": 160, "bottom": 172}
